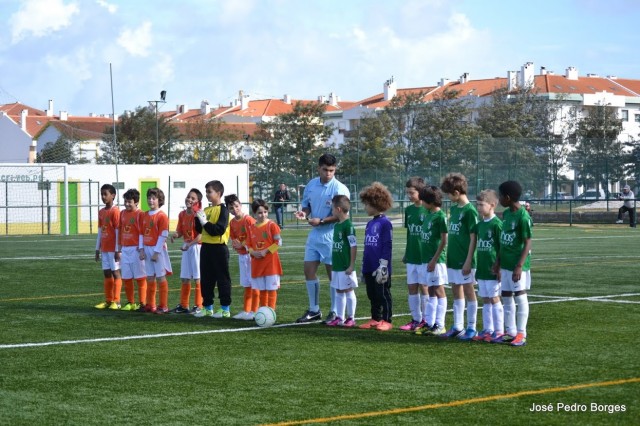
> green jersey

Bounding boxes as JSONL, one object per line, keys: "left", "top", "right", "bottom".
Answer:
{"left": 404, "top": 204, "right": 427, "bottom": 265}
{"left": 421, "top": 209, "right": 448, "bottom": 264}
{"left": 499, "top": 206, "right": 532, "bottom": 271}
{"left": 332, "top": 219, "right": 356, "bottom": 272}
{"left": 472, "top": 215, "right": 502, "bottom": 280}
{"left": 447, "top": 203, "right": 479, "bottom": 269}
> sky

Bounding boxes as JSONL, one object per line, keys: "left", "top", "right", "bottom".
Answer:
{"left": 1, "top": 0, "right": 639, "bottom": 117}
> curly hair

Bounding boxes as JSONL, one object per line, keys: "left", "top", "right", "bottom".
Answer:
{"left": 359, "top": 182, "right": 393, "bottom": 212}
{"left": 440, "top": 172, "right": 468, "bottom": 195}
{"left": 419, "top": 185, "right": 443, "bottom": 207}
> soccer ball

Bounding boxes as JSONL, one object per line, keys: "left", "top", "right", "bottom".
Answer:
{"left": 254, "top": 306, "right": 276, "bottom": 327}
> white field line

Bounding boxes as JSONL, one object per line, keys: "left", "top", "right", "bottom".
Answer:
{"left": 1, "top": 293, "right": 638, "bottom": 350}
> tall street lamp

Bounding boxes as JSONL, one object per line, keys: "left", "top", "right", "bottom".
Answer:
{"left": 148, "top": 90, "right": 166, "bottom": 164}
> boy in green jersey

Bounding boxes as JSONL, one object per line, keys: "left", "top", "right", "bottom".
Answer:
{"left": 440, "top": 173, "right": 479, "bottom": 340}
{"left": 493, "top": 181, "right": 532, "bottom": 347}
{"left": 399, "top": 177, "right": 429, "bottom": 332}
{"left": 463, "top": 190, "right": 504, "bottom": 342}
{"left": 326, "top": 195, "right": 358, "bottom": 327}
{"left": 415, "top": 186, "right": 448, "bottom": 336}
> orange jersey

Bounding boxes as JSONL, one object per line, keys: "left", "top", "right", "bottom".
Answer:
{"left": 120, "top": 209, "right": 144, "bottom": 248}
{"left": 98, "top": 205, "right": 120, "bottom": 252}
{"left": 230, "top": 214, "right": 256, "bottom": 255}
{"left": 246, "top": 220, "right": 282, "bottom": 278}
{"left": 142, "top": 210, "right": 169, "bottom": 247}
{"left": 176, "top": 210, "right": 200, "bottom": 243}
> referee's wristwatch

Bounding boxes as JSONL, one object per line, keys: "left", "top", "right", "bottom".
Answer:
{"left": 319, "top": 218, "right": 325, "bottom": 225}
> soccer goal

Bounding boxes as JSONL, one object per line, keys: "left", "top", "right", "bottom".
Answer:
{"left": 0, "top": 163, "right": 70, "bottom": 235}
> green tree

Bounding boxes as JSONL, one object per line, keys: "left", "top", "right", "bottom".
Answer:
{"left": 181, "top": 117, "right": 239, "bottom": 163}
{"left": 100, "top": 106, "right": 181, "bottom": 164}
{"left": 36, "top": 134, "right": 90, "bottom": 164}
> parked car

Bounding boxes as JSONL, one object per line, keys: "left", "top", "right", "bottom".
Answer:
{"left": 575, "top": 189, "right": 606, "bottom": 200}
{"left": 544, "top": 192, "right": 573, "bottom": 200}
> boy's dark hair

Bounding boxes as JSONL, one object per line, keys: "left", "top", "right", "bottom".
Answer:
{"left": 476, "top": 189, "right": 498, "bottom": 205}
{"left": 224, "top": 194, "right": 240, "bottom": 207}
{"left": 318, "top": 153, "right": 337, "bottom": 167}
{"left": 251, "top": 198, "right": 269, "bottom": 213}
{"left": 146, "top": 187, "right": 165, "bottom": 207}
{"left": 359, "top": 182, "right": 393, "bottom": 212}
{"left": 205, "top": 180, "right": 224, "bottom": 196}
{"left": 123, "top": 188, "right": 140, "bottom": 203}
{"left": 101, "top": 184, "right": 116, "bottom": 195}
{"left": 405, "top": 176, "right": 426, "bottom": 191}
{"left": 498, "top": 180, "right": 523, "bottom": 202}
{"left": 332, "top": 194, "right": 351, "bottom": 213}
{"left": 189, "top": 188, "right": 203, "bottom": 210}
{"left": 441, "top": 173, "right": 468, "bottom": 195}
{"left": 419, "top": 185, "right": 443, "bottom": 207}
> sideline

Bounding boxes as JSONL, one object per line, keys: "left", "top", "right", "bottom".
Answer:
{"left": 263, "top": 377, "right": 640, "bottom": 425}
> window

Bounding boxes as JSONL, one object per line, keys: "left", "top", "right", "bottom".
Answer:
{"left": 621, "top": 110, "right": 629, "bottom": 121}
{"left": 173, "top": 181, "right": 186, "bottom": 189}
{"left": 635, "top": 114, "right": 640, "bottom": 123}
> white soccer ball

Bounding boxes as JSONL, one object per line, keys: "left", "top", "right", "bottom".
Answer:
{"left": 254, "top": 306, "right": 276, "bottom": 327}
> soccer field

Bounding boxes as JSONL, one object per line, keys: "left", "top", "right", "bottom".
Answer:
{"left": 0, "top": 224, "right": 639, "bottom": 425}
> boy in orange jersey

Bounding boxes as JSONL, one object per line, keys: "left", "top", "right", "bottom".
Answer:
{"left": 140, "top": 187, "right": 173, "bottom": 314}
{"left": 94, "top": 184, "right": 122, "bottom": 309}
{"left": 119, "top": 188, "right": 147, "bottom": 311}
{"left": 170, "top": 188, "right": 204, "bottom": 314}
{"left": 246, "top": 199, "right": 282, "bottom": 311}
{"left": 225, "top": 194, "right": 258, "bottom": 321}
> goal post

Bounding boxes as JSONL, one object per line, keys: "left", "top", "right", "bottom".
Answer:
{"left": 0, "top": 163, "right": 69, "bottom": 235}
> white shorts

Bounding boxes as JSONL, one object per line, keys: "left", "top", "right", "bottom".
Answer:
{"left": 447, "top": 268, "right": 476, "bottom": 285}
{"left": 406, "top": 263, "right": 422, "bottom": 285}
{"left": 424, "top": 263, "right": 447, "bottom": 287}
{"left": 143, "top": 246, "right": 172, "bottom": 278}
{"left": 180, "top": 244, "right": 201, "bottom": 280}
{"left": 120, "top": 246, "right": 145, "bottom": 279}
{"left": 251, "top": 275, "right": 280, "bottom": 291}
{"left": 478, "top": 279, "right": 501, "bottom": 298}
{"left": 238, "top": 253, "right": 252, "bottom": 287}
{"left": 500, "top": 269, "right": 531, "bottom": 292}
{"left": 330, "top": 270, "right": 359, "bottom": 290}
{"left": 101, "top": 251, "right": 120, "bottom": 271}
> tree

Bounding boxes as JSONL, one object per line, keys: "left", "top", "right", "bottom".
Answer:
{"left": 100, "top": 106, "right": 181, "bottom": 164}
{"left": 181, "top": 117, "right": 239, "bottom": 163}
{"left": 36, "top": 134, "right": 91, "bottom": 164}
{"left": 570, "top": 104, "right": 624, "bottom": 193}
{"left": 256, "top": 101, "right": 334, "bottom": 196}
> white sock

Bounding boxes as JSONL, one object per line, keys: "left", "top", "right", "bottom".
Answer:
{"left": 330, "top": 286, "right": 337, "bottom": 313}
{"left": 453, "top": 299, "right": 465, "bottom": 330}
{"left": 335, "top": 291, "right": 346, "bottom": 320}
{"left": 493, "top": 301, "right": 504, "bottom": 334}
{"left": 306, "top": 280, "right": 319, "bottom": 312}
{"left": 346, "top": 291, "right": 357, "bottom": 319}
{"left": 426, "top": 296, "right": 437, "bottom": 326}
{"left": 482, "top": 303, "right": 493, "bottom": 333}
{"left": 436, "top": 297, "right": 447, "bottom": 327}
{"left": 408, "top": 294, "right": 421, "bottom": 322}
{"left": 467, "top": 301, "right": 478, "bottom": 330}
{"left": 503, "top": 296, "right": 516, "bottom": 336}
{"left": 420, "top": 294, "right": 429, "bottom": 322}
{"left": 515, "top": 294, "right": 529, "bottom": 336}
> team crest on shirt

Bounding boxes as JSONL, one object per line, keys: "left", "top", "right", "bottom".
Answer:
{"left": 511, "top": 221, "right": 516, "bottom": 230}
{"left": 487, "top": 230, "right": 492, "bottom": 239}
{"left": 427, "top": 221, "right": 433, "bottom": 230}
{"left": 129, "top": 218, "right": 135, "bottom": 224}
{"left": 262, "top": 231, "right": 268, "bottom": 239}
{"left": 459, "top": 212, "right": 464, "bottom": 221}
{"left": 420, "top": 214, "right": 424, "bottom": 221}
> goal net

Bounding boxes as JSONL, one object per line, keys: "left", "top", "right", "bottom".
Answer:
{"left": 0, "top": 163, "right": 70, "bottom": 235}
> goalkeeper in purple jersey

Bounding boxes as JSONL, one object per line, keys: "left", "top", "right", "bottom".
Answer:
{"left": 358, "top": 182, "right": 394, "bottom": 331}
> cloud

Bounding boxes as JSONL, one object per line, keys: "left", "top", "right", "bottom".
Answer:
{"left": 96, "top": 0, "right": 117, "bottom": 14}
{"left": 117, "top": 21, "right": 153, "bottom": 57}
{"left": 10, "top": 0, "right": 79, "bottom": 44}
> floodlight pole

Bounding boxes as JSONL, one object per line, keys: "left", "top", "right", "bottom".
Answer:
{"left": 148, "top": 91, "right": 166, "bottom": 164}
{"left": 241, "top": 134, "right": 254, "bottom": 203}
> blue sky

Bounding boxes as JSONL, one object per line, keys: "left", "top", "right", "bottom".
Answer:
{"left": 1, "top": 0, "right": 639, "bottom": 116}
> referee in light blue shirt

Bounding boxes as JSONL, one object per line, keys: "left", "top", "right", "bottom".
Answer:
{"left": 294, "top": 153, "right": 350, "bottom": 323}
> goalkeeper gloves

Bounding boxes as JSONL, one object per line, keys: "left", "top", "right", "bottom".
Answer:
{"left": 372, "top": 259, "right": 389, "bottom": 284}
{"left": 196, "top": 210, "right": 207, "bottom": 225}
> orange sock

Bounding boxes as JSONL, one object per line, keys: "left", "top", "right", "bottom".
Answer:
{"left": 259, "top": 290, "right": 268, "bottom": 307}
{"left": 180, "top": 283, "right": 191, "bottom": 308}
{"left": 251, "top": 289, "right": 260, "bottom": 312}
{"left": 267, "top": 290, "right": 277, "bottom": 310}
{"left": 112, "top": 277, "right": 122, "bottom": 303}
{"left": 243, "top": 287, "right": 252, "bottom": 312}
{"left": 159, "top": 280, "right": 169, "bottom": 309}
{"left": 104, "top": 277, "right": 114, "bottom": 302}
{"left": 194, "top": 281, "right": 203, "bottom": 308}
{"left": 124, "top": 279, "right": 135, "bottom": 304}
{"left": 136, "top": 278, "right": 147, "bottom": 305}
{"left": 146, "top": 280, "right": 157, "bottom": 308}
